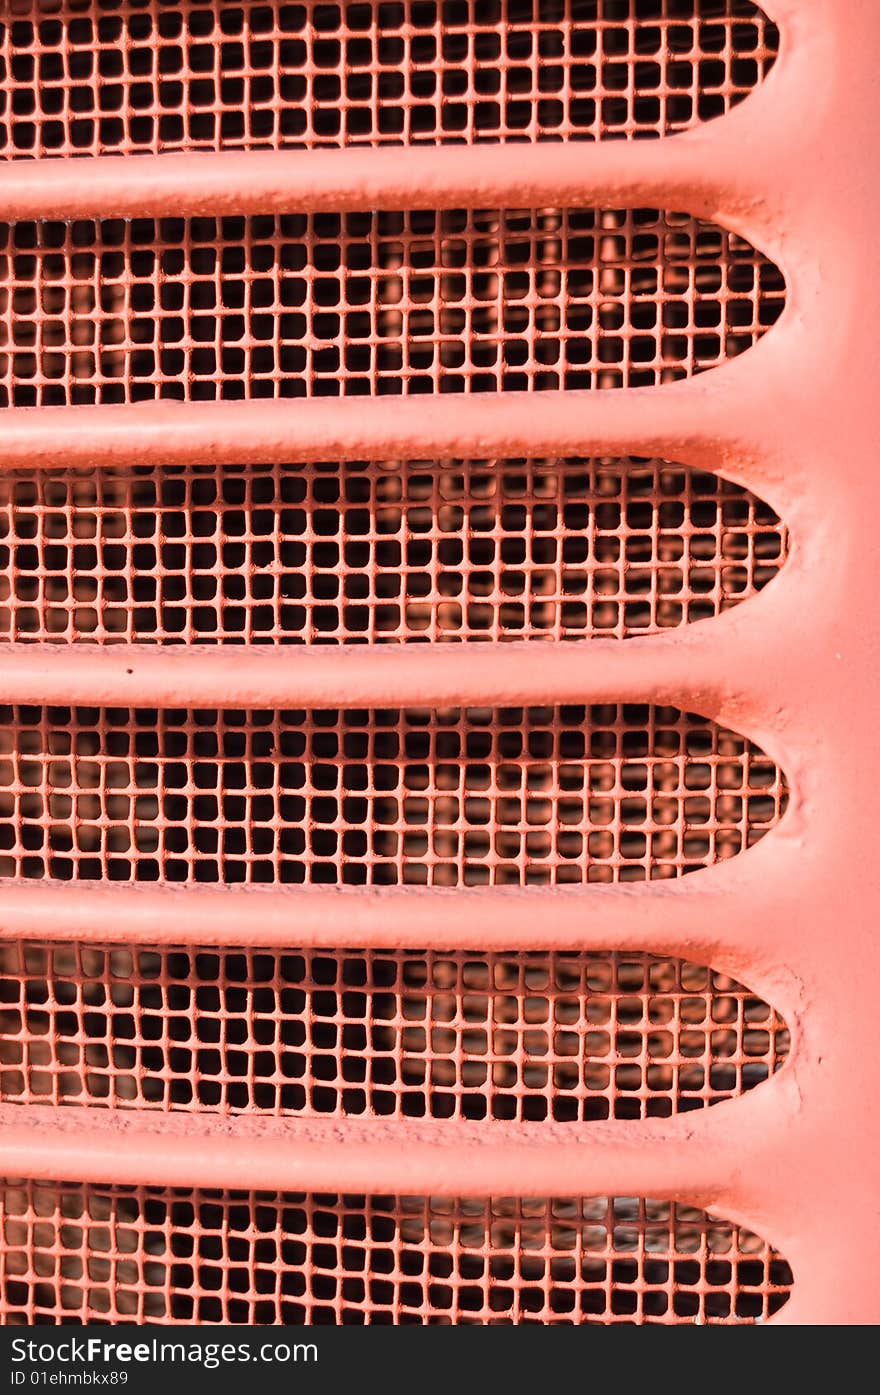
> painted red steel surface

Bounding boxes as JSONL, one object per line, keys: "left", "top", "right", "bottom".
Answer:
{"left": 0, "top": 0, "right": 876, "bottom": 1324}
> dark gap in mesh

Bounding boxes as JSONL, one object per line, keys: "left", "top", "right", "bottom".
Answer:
{"left": 0, "top": 703, "right": 789, "bottom": 887}
{"left": 0, "top": 458, "right": 789, "bottom": 644}
{"left": 0, "top": 944, "right": 791, "bottom": 1120}
{"left": 0, "top": 1, "right": 780, "bottom": 158}
{"left": 0, "top": 209, "right": 787, "bottom": 406}
{"left": 0, "top": 1181, "right": 795, "bottom": 1325}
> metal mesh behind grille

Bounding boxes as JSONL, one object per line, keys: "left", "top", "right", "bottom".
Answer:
{"left": 0, "top": 1182, "right": 794, "bottom": 1325}
{"left": 0, "top": 1, "right": 780, "bottom": 160}
{"left": 0, "top": 703, "right": 787, "bottom": 886}
{"left": 0, "top": 945, "right": 790, "bottom": 1119}
{"left": 0, "top": 458, "right": 789, "bottom": 645}
{"left": 0, "top": 208, "right": 786, "bottom": 407}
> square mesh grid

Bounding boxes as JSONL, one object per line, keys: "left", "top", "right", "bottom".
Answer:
{"left": 0, "top": 703, "right": 787, "bottom": 886}
{"left": 0, "top": 1182, "right": 794, "bottom": 1324}
{"left": 0, "top": 457, "right": 789, "bottom": 645}
{"left": 0, "top": 1, "right": 780, "bottom": 159}
{"left": 0, "top": 944, "right": 790, "bottom": 1120}
{"left": 0, "top": 208, "right": 786, "bottom": 406}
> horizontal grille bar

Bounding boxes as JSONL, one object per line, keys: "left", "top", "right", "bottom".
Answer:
{"left": 0, "top": 382, "right": 776, "bottom": 476}
{"left": 0, "top": 858, "right": 800, "bottom": 957}
{"left": 0, "top": 137, "right": 773, "bottom": 224}
{"left": 0, "top": 1079, "right": 797, "bottom": 1198}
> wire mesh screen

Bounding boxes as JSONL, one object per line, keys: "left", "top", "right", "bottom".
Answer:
{"left": 0, "top": 703, "right": 788, "bottom": 886}
{"left": 0, "top": 1182, "right": 794, "bottom": 1325}
{"left": 0, "top": 1, "right": 780, "bottom": 160}
{"left": 0, "top": 458, "right": 789, "bottom": 645}
{"left": 0, "top": 945, "right": 791, "bottom": 1119}
{"left": 0, "top": 208, "right": 786, "bottom": 406}
{"left": 0, "top": 0, "right": 798, "bottom": 1334}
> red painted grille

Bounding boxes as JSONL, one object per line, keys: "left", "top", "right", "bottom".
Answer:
{"left": 10, "top": 0, "right": 880, "bottom": 1331}
{"left": 0, "top": 1, "right": 779, "bottom": 159}
{"left": 0, "top": 1182, "right": 793, "bottom": 1325}
{"left": 0, "top": 945, "right": 790, "bottom": 1118}
{"left": 0, "top": 458, "right": 788, "bottom": 645}
{"left": 0, "top": 703, "right": 787, "bottom": 886}
{"left": 0, "top": 208, "right": 785, "bottom": 406}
